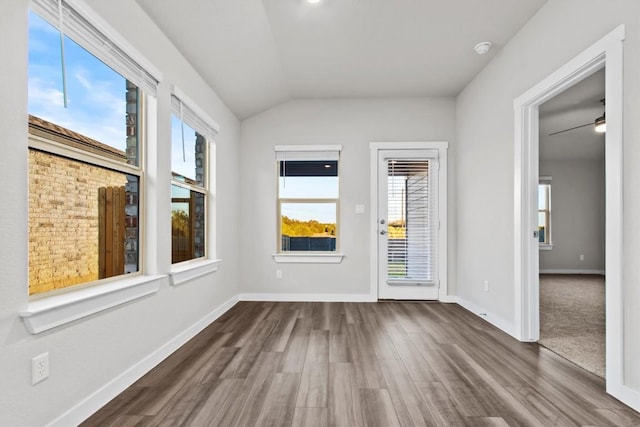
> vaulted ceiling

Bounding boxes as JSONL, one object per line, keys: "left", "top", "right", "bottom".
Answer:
{"left": 137, "top": 0, "right": 547, "bottom": 119}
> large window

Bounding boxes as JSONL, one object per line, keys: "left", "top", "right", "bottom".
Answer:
{"left": 538, "top": 179, "right": 552, "bottom": 246}
{"left": 276, "top": 146, "right": 341, "bottom": 253}
{"left": 170, "top": 92, "right": 218, "bottom": 264}
{"left": 27, "top": 2, "right": 157, "bottom": 295}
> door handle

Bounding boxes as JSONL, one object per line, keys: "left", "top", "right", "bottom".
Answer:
{"left": 380, "top": 230, "right": 387, "bottom": 235}
{"left": 380, "top": 219, "right": 386, "bottom": 224}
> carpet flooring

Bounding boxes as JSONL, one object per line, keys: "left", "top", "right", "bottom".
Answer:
{"left": 539, "top": 274, "right": 605, "bottom": 378}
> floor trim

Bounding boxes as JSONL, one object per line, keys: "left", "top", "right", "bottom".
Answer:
{"left": 238, "top": 293, "right": 376, "bottom": 302}
{"left": 47, "top": 294, "right": 240, "bottom": 427}
{"left": 540, "top": 269, "right": 605, "bottom": 275}
{"left": 456, "top": 296, "right": 516, "bottom": 339}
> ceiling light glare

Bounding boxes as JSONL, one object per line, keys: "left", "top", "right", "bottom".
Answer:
{"left": 306, "top": 0, "right": 322, "bottom": 4}
{"left": 474, "top": 42, "right": 492, "bottom": 55}
{"left": 595, "top": 114, "right": 606, "bottom": 133}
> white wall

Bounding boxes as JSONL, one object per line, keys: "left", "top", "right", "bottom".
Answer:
{"left": 239, "top": 98, "right": 456, "bottom": 298}
{"left": 0, "top": 1, "right": 241, "bottom": 426}
{"left": 456, "top": 0, "right": 640, "bottom": 391}
{"left": 539, "top": 159, "right": 605, "bottom": 272}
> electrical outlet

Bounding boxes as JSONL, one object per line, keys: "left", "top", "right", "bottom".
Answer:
{"left": 32, "top": 352, "right": 49, "bottom": 385}
{"left": 483, "top": 280, "right": 489, "bottom": 292}
{"left": 276, "top": 269, "right": 283, "bottom": 279}
{"left": 580, "top": 254, "right": 585, "bottom": 261}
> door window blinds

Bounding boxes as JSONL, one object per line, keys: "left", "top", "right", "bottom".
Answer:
{"left": 386, "top": 159, "right": 437, "bottom": 285}
{"left": 31, "top": 0, "right": 160, "bottom": 96}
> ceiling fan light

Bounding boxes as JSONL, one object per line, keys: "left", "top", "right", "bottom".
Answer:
{"left": 594, "top": 113, "right": 606, "bottom": 133}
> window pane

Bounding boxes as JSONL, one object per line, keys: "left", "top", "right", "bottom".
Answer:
{"left": 538, "top": 212, "right": 547, "bottom": 243}
{"left": 28, "top": 151, "right": 139, "bottom": 295}
{"left": 538, "top": 184, "right": 549, "bottom": 210}
{"left": 28, "top": 11, "right": 139, "bottom": 166}
{"left": 27, "top": 10, "right": 141, "bottom": 295}
{"left": 279, "top": 161, "right": 338, "bottom": 199}
{"left": 280, "top": 203, "right": 336, "bottom": 252}
{"left": 171, "top": 116, "right": 206, "bottom": 186}
{"left": 172, "top": 185, "right": 206, "bottom": 263}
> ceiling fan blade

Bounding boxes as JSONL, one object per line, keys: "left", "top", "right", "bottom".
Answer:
{"left": 549, "top": 122, "right": 593, "bottom": 136}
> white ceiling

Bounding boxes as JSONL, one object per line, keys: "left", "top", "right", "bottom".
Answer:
{"left": 137, "top": 0, "right": 547, "bottom": 119}
{"left": 539, "top": 69, "right": 605, "bottom": 161}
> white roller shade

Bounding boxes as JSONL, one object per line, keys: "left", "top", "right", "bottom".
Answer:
{"left": 171, "top": 91, "right": 220, "bottom": 140}
{"left": 275, "top": 145, "right": 342, "bottom": 161}
{"left": 31, "top": 0, "right": 160, "bottom": 96}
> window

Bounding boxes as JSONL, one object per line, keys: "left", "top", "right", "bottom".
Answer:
{"left": 27, "top": 1, "right": 158, "bottom": 296}
{"left": 538, "top": 178, "right": 552, "bottom": 246}
{"left": 170, "top": 90, "right": 219, "bottom": 264}
{"left": 276, "top": 146, "right": 341, "bottom": 253}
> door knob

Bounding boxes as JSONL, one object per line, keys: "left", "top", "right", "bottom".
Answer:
{"left": 380, "top": 230, "right": 387, "bottom": 235}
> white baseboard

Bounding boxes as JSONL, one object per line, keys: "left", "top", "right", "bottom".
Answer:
{"left": 608, "top": 382, "right": 640, "bottom": 413}
{"left": 439, "top": 295, "right": 458, "bottom": 303}
{"left": 238, "top": 293, "right": 376, "bottom": 302}
{"left": 540, "top": 269, "right": 605, "bottom": 275}
{"left": 456, "top": 296, "right": 516, "bottom": 339}
{"left": 47, "top": 294, "right": 240, "bottom": 427}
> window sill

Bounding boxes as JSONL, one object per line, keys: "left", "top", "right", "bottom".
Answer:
{"left": 20, "top": 275, "right": 165, "bottom": 334}
{"left": 539, "top": 244, "right": 554, "bottom": 251}
{"left": 169, "top": 259, "right": 222, "bottom": 286}
{"left": 272, "top": 253, "right": 344, "bottom": 264}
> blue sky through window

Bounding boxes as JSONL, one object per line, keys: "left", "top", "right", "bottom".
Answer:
{"left": 171, "top": 115, "right": 199, "bottom": 182}
{"left": 279, "top": 176, "right": 338, "bottom": 223}
{"left": 28, "top": 11, "right": 127, "bottom": 151}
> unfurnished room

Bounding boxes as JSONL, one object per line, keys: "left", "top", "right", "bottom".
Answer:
{"left": 1, "top": 0, "right": 640, "bottom": 426}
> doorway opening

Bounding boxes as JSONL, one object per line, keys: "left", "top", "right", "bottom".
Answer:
{"left": 537, "top": 70, "right": 606, "bottom": 377}
{"left": 514, "top": 25, "right": 624, "bottom": 395}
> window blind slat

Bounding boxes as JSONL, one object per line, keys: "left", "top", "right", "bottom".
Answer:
{"left": 386, "top": 159, "right": 436, "bottom": 284}
{"left": 31, "top": 0, "right": 159, "bottom": 96}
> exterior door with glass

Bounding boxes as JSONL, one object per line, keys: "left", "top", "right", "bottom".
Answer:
{"left": 377, "top": 150, "right": 439, "bottom": 300}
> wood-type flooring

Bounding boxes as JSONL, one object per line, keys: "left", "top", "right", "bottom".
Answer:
{"left": 82, "top": 301, "right": 640, "bottom": 426}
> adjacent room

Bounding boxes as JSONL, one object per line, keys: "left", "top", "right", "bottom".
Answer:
{"left": 537, "top": 69, "right": 607, "bottom": 378}
{"left": 1, "top": 0, "right": 640, "bottom": 426}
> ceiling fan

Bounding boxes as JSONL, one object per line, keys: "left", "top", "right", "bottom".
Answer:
{"left": 549, "top": 98, "right": 606, "bottom": 136}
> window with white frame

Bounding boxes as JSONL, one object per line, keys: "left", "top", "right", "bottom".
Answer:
{"left": 170, "top": 91, "right": 218, "bottom": 264}
{"left": 27, "top": 1, "right": 158, "bottom": 296}
{"left": 538, "top": 178, "right": 552, "bottom": 246}
{"left": 276, "top": 146, "right": 341, "bottom": 253}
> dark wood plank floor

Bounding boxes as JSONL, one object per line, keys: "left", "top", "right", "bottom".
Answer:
{"left": 82, "top": 302, "right": 640, "bottom": 426}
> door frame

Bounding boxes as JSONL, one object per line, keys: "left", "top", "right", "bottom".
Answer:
{"left": 513, "top": 25, "right": 624, "bottom": 394}
{"left": 369, "top": 141, "right": 449, "bottom": 301}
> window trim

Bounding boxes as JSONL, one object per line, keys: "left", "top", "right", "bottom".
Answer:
{"left": 275, "top": 145, "right": 342, "bottom": 258}
{"left": 170, "top": 87, "right": 219, "bottom": 270}
{"left": 25, "top": 3, "right": 157, "bottom": 314}
{"left": 20, "top": 274, "right": 164, "bottom": 334}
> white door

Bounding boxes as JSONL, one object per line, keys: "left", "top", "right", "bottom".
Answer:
{"left": 377, "top": 150, "right": 439, "bottom": 300}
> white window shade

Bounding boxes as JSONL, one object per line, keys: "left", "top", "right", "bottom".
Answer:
{"left": 171, "top": 91, "right": 220, "bottom": 140}
{"left": 275, "top": 145, "right": 342, "bottom": 161}
{"left": 31, "top": 0, "right": 160, "bottom": 96}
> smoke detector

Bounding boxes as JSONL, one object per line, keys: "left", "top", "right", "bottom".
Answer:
{"left": 474, "top": 42, "right": 492, "bottom": 55}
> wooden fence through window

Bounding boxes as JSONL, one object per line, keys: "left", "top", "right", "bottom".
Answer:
{"left": 98, "top": 186, "right": 125, "bottom": 279}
